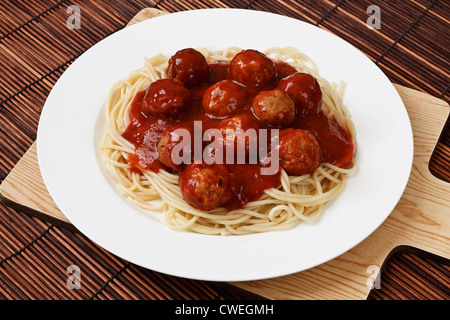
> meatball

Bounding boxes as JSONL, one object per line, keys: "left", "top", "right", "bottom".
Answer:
{"left": 276, "top": 72, "right": 322, "bottom": 115}
{"left": 217, "top": 114, "right": 260, "bottom": 161}
{"left": 217, "top": 114, "right": 260, "bottom": 135}
{"left": 274, "top": 61, "right": 297, "bottom": 80}
{"left": 278, "top": 128, "right": 321, "bottom": 176}
{"left": 252, "top": 89, "right": 296, "bottom": 127}
{"left": 202, "top": 80, "right": 248, "bottom": 118}
{"left": 229, "top": 49, "right": 277, "bottom": 88}
{"left": 167, "top": 48, "right": 209, "bottom": 88}
{"left": 157, "top": 124, "right": 193, "bottom": 172}
{"left": 143, "top": 79, "right": 191, "bottom": 118}
{"left": 179, "top": 163, "right": 232, "bottom": 211}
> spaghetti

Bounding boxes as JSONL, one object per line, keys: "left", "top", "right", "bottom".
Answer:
{"left": 100, "top": 47, "right": 357, "bottom": 236}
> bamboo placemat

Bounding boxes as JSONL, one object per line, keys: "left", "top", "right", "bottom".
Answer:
{"left": 0, "top": 0, "right": 449, "bottom": 300}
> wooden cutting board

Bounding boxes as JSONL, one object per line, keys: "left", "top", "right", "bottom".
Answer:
{"left": 1, "top": 8, "right": 449, "bottom": 300}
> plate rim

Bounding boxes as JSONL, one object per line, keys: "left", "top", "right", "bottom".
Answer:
{"left": 36, "top": 8, "right": 414, "bottom": 282}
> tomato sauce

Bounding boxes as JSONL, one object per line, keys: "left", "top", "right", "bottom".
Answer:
{"left": 121, "top": 59, "right": 354, "bottom": 210}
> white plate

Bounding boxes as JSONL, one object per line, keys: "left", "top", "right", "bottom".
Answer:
{"left": 37, "top": 8, "right": 413, "bottom": 281}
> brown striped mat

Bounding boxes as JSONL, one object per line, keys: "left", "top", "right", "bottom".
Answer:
{"left": 0, "top": 0, "right": 449, "bottom": 300}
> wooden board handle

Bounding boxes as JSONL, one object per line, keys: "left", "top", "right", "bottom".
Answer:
{"left": 233, "top": 84, "right": 450, "bottom": 299}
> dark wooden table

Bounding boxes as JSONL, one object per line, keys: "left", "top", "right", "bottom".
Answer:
{"left": 0, "top": 0, "right": 449, "bottom": 300}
